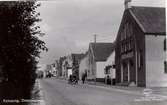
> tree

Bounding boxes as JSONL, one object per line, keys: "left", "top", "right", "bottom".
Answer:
{"left": 0, "top": 1, "right": 47, "bottom": 99}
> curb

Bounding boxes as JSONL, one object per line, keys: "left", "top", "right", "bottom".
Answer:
{"left": 33, "top": 79, "right": 46, "bottom": 105}
{"left": 38, "top": 80, "right": 46, "bottom": 105}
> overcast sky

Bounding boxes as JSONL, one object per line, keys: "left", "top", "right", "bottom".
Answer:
{"left": 36, "top": 0, "right": 165, "bottom": 67}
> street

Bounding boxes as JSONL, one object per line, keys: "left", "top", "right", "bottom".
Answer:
{"left": 39, "top": 78, "right": 167, "bottom": 105}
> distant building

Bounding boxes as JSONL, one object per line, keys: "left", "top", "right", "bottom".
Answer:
{"left": 115, "top": 0, "right": 166, "bottom": 87}
{"left": 36, "top": 70, "right": 44, "bottom": 78}
{"left": 61, "top": 53, "right": 84, "bottom": 79}
{"left": 58, "top": 56, "right": 66, "bottom": 77}
{"left": 79, "top": 52, "right": 89, "bottom": 80}
{"left": 51, "top": 63, "right": 58, "bottom": 77}
{"left": 71, "top": 53, "right": 84, "bottom": 79}
{"left": 62, "top": 57, "right": 68, "bottom": 79}
{"left": 87, "top": 43, "right": 114, "bottom": 82}
{"left": 67, "top": 53, "right": 85, "bottom": 79}
{"left": 45, "top": 64, "right": 52, "bottom": 77}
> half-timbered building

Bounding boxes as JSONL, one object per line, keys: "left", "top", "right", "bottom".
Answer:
{"left": 115, "top": 1, "right": 166, "bottom": 87}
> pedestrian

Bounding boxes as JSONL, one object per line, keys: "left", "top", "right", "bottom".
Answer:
{"left": 68, "top": 74, "right": 72, "bottom": 84}
{"left": 81, "top": 73, "right": 86, "bottom": 84}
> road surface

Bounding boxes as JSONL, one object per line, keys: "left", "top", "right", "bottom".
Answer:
{"left": 40, "top": 78, "right": 167, "bottom": 105}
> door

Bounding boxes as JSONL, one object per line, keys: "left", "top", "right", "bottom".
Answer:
{"left": 123, "top": 63, "right": 128, "bottom": 82}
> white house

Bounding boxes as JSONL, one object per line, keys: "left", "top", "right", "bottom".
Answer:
{"left": 104, "top": 51, "right": 115, "bottom": 84}
{"left": 145, "top": 35, "right": 167, "bottom": 87}
{"left": 87, "top": 42, "right": 115, "bottom": 82}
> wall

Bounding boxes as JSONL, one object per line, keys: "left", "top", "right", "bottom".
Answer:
{"left": 105, "top": 51, "right": 115, "bottom": 79}
{"left": 145, "top": 35, "right": 167, "bottom": 87}
{"left": 87, "top": 46, "right": 96, "bottom": 80}
{"left": 68, "top": 69, "right": 72, "bottom": 78}
{"left": 96, "top": 62, "right": 106, "bottom": 78}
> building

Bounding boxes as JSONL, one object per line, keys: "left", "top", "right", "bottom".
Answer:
{"left": 51, "top": 63, "right": 58, "bottom": 77}
{"left": 62, "top": 57, "right": 68, "bottom": 79}
{"left": 87, "top": 43, "right": 115, "bottom": 82}
{"left": 104, "top": 49, "right": 115, "bottom": 85}
{"left": 115, "top": 0, "right": 166, "bottom": 87}
{"left": 69, "top": 53, "right": 84, "bottom": 79}
{"left": 58, "top": 56, "right": 66, "bottom": 78}
{"left": 79, "top": 52, "right": 89, "bottom": 80}
{"left": 61, "top": 53, "right": 84, "bottom": 79}
{"left": 45, "top": 64, "right": 52, "bottom": 77}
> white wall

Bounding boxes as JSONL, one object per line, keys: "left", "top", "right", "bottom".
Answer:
{"left": 96, "top": 62, "right": 106, "bottom": 78}
{"left": 145, "top": 35, "right": 167, "bottom": 87}
{"left": 79, "top": 56, "right": 89, "bottom": 80}
{"left": 68, "top": 69, "right": 72, "bottom": 78}
{"left": 105, "top": 51, "right": 116, "bottom": 79}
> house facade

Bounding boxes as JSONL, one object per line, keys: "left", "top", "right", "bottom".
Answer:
{"left": 104, "top": 51, "right": 115, "bottom": 84}
{"left": 70, "top": 53, "right": 84, "bottom": 79}
{"left": 115, "top": 3, "right": 166, "bottom": 87}
{"left": 57, "top": 56, "right": 66, "bottom": 77}
{"left": 61, "top": 53, "right": 84, "bottom": 79}
{"left": 87, "top": 43, "right": 114, "bottom": 82}
{"left": 62, "top": 57, "right": 68, "bottom": 79}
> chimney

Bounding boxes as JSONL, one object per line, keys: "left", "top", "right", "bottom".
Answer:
{"left": 124, "top": 0, "right": 132, "bottom": 10}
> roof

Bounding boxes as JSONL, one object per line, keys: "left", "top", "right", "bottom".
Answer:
{"left": 90, "top": 43, "right": 115, "bottom": 61}
{"left": 130, "top": 6, "right": 166, "bottom": 35}
{"left": 71, "top": 53, "right": 85, "bottom": 62}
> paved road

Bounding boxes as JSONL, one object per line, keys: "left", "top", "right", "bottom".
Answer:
{"left": 40, "top": 78, "right": 167, "bottom": 105}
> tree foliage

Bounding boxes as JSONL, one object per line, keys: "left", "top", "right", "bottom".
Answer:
{"left": 0, "top": 1, "right": 47, "bottom": 99}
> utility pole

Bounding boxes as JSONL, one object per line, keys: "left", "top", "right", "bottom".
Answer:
{"left": 93, "top": 34, "right": 97, "bottom": 84}
{"left": 94, "top": 34, "right": 97, "bottom": 43}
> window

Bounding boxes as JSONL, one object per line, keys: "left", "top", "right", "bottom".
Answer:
{"left": 122, "top": 44, "right": 125, "bottom": 53}
{"left": 129, "top": 39, "right": 133, "bottom": 50}
{"left": 125, "top": 43, "right": 127, "bottom": 52}
{"left": 129, "top": 41, "right": 131, "bottom": 50}
{"left": 121, "top": 29, "right": 125, "bottom": 41}
{"left": 104, "top": 65, "right": 111, "bottom": 74}
{"left": 129, "top": 23, "right": 133, "bottom": 37}
{"left": 121, "top": 32, "right": 123, "bottom": 41}
{"left": 125, "top": 42, "right": 129, "bottom": 52}
{"left": 107, "top": 69, "right": 110, "bottom": 74}
{"left": 121, "top": 44, "right": 124, "bottom": 53}
{"left": 164, "top": 39, "right": 166, "bottom": 51}
{"left": 124, "top": 26, "right": 127, "bottom": 39}
{"left": 126, "top": 23, "right": 129, "bottom": 37}
{"left": 164, "top": 61, "right": 167, "bottom": 73}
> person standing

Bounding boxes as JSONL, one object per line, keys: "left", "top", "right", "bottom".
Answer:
{"left": 81, "top": 73, "right": 85, "bottom": 84}
{"left": 81, "top": 70, "right": 87, "bottom": 84}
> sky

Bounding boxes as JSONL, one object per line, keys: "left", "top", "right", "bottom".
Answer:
{"left": 36, "top": 0, "right": 165, "bottom": 68}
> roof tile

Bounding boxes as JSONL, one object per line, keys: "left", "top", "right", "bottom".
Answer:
{"left": 90, "top": 43, "right": 115, "bottom": 61}
{"left": 130, "top": 6, "right": 166, "bottom": 34}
